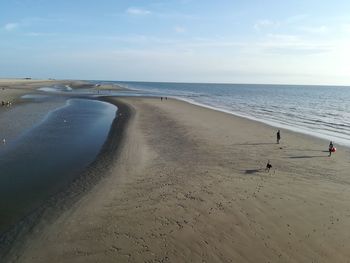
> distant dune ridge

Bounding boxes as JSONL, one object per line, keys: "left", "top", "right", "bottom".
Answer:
{"left": 1, "top": 80, "right": 350, "bottom": 262}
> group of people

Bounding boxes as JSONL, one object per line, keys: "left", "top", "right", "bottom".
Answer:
{"left": 1, "top": 100, "right": 12, "bottom": 107}
{"left": 265, "top": 130, "right": 336, "bottom": 172}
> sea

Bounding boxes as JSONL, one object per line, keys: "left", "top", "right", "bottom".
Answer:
{"left": 103, "top": 81, "right": 350, "bottom": 147}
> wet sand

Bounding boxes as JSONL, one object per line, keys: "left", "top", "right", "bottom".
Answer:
{"left": 0, "top": 79, "right": 68, "bottom": 103}
{"left": 0, "top": 79, "right": 104, "bottom": 143}
{"left": 5, "top": 96, "right": 350, "bottom": 263}
{"left": 0, "top": 80, "right": 125, "bottom": 260}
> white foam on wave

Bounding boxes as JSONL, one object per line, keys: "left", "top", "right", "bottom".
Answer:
{"left": 39, "top": 87, "right": 58, "bottom": 93}
{"left": 174, "top": 96, "right": 350, "bottom": 148}
{"left": 65, "top": 85, "right": 73, "bottom": 91}
{"left": 38, "top": 85, "right": 73, "bottom": 93}
{"left": 107, "top": 82, "right": 350, "bottom": 149}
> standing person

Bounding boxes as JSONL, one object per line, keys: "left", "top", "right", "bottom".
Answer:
{"left": 276, "top": 130, "right": 281, "bottom": 144}
{"left": 266, "top": 160, "right": 272, "bottom": 172}
{"left": 328, "top": 141, "right": 334, "bottom": 157}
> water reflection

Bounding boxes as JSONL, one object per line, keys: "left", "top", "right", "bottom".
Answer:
{"left": 0, "top": 99, "right": 116, "bottom": 233}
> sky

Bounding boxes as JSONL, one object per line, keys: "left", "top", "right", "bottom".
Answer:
{"left": 1, "top": 0, "right": 350, "bottom": 85}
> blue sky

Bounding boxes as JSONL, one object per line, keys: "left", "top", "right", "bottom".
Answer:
{"left": 1, "top": 0, "right": 350, "bottom": 85}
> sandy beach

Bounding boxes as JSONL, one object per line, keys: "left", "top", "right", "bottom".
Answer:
{"left": 2, "top": 95, "right": 349, "bottom": 263}
{"left": 0, "top": 79, "right": 90, "bottom": 104}
{"left": 0, "top": 79, "right": 59, "bottom": 102}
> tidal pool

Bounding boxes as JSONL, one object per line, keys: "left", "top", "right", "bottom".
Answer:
{"left": 0, "top": 98, "right": 117, "bottom": 233}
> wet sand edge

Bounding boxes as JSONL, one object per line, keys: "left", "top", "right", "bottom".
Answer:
{"left": 0, "top": 97, "right": 133, "bottom": 261}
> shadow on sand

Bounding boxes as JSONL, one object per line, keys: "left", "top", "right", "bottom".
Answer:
{"left": 289, "top": 148, "right": 329, "bottom": 153}
{"left": 244, "top": 169, "right": 262, "bottom": 174}
{"left": 237, "top": 142, "right": 277, "bottom": 146}
{"left": 287, "top": 155, "right": 328, "bottom": 159}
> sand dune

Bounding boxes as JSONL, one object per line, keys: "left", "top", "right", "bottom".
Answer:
{"left": 6, "top": 97, "right": 350, "bottom": 263}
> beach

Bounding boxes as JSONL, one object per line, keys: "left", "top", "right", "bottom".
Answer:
{"left": 0, "top": 79, "right": 63, "bottom": 101}
{"left": 4, "top": 94, "right": 350, "bottom": 262}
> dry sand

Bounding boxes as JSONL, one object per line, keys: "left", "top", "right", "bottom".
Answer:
{"left": 5, "top": 97, "right": 350, "bottom": 263}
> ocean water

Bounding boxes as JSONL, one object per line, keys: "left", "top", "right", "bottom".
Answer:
{"left": 111, "top": 82, "right": 350, "bottom": 147}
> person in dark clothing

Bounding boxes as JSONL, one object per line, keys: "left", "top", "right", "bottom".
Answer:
{"left": 328, "top": 141, "right": 334, "bottom": 157}
{"left": 277, "top": 130, "right": 281, "bottom": 144}
{"left": 266, "top": 160, "right": 272, "bottom": 172}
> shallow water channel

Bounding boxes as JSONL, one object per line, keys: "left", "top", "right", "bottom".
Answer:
{"left": 0, "top": 98, "right": 117, "bottom": 233}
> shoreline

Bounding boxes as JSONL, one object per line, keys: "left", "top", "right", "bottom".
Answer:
{"left": 176, "top": 96, "right": 350, "bottom": 149}
{"left": 0, "top": 79, "right": 75, "bottom": 102}
{"left": 0, "top": 97, "right": 132, "bottom": 260}
{"left": 1, "top": 81, "right": 350, "bottom": 262}
{"left": 118, "top": 82, "right": 350, "bottom": 148}
{"left": 174, "top": 96, "right": 350, "bottom": 154}
{"left": 8, "top": 96, "right": 350, "bottom": 262}
{"left": 0, "top": 80, "right": 131, "bottom": 259}
{"left": 0, "top": 80, "right": 101, "bottom": 146}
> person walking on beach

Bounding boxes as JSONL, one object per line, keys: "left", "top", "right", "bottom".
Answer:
{"left": 265, "top": 160, "right": 272, "bottom": 172}
{"left": 328, "top": 141, "right": 334, "bottom": 157}
{"left": 276, "top": 130, "right": 281, "bottom": 144}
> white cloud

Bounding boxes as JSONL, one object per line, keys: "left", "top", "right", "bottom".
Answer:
{"left": 25, "top": 32, "right": 56, "bottom": 37}
{"left": 286, "top": 14, "right": 309, "bottom": 24}
{"left": 340, "top": 24, "right": 350, "bottom": 33}
{"left": 260, "top": 34, "right": 332, "bottom": 55}
{"left": 174, "top": 26, "right": 186, "bottom": 33}
{"left": 126, "top": 8, "right": 151, "bottom": 15}
{"left": 298, "top": 25, "right": 329, "bottom": 34}
{"left": 4, "top": 23, "right": 19, "bottom": 31}
{"left": 266, "top": 34, "right": 300, "bottom": 42}
{"left": 254, "top": 19, "right": 279, "bottom": 31}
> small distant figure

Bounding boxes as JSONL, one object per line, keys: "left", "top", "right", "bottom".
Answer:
{"left": 165, "top": 97, "right": 168, "bottom": 100}
{"left": 277, "top": 130, "right": 281, "bottom": 144}
{"left": 328, "top": 141, "right": 334, "bottom": 157}
{"left": 1, "top": 101, "right": 12, "bottom": 107}
{"left": 2, "top": 138, "right": 6, "bottom": 144}
{"left": 161, "top": 97, "right": 163, "bottom": 101}
{"left": 265, "top": 160, "right": 272, "bottom": 172}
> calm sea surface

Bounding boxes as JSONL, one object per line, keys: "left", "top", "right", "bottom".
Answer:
{"left": 0, "top": 98, "right": 116, "bottom": 233}
{"left": 109, "top": 82, "right": 350, "bottom": 147}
